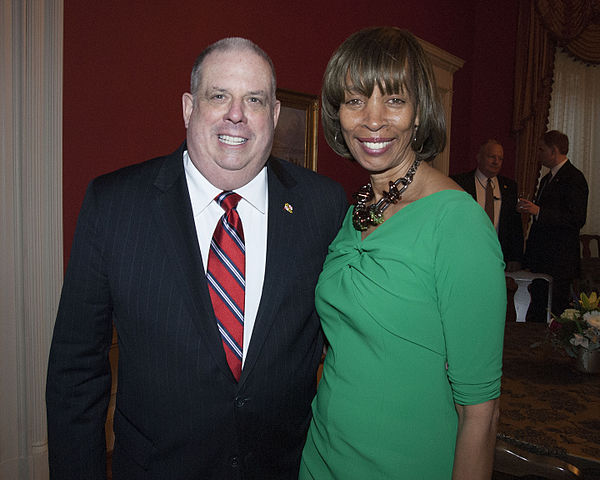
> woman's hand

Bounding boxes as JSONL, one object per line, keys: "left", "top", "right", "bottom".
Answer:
{"left": 452, "top": 398, "right": 500, "bottom": 480}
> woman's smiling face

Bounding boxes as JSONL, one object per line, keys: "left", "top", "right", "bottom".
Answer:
{"left": 339, "top": 82, "right": 418, "bottom": 176}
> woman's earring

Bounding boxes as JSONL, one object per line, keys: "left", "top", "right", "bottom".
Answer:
{"left": 412, "top": 124, "right": 419, "bottom": 144}
{"left": 413, "top": 125, "right": 423, "bottom": 153}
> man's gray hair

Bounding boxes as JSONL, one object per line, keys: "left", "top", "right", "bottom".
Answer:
{"left": 477, "top": 139, "right": 502, "bottom": 157}
{"left": 190, "top": 37, "right": 277, "bottom": 97}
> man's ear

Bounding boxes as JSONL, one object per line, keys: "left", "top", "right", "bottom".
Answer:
{"left": 182, "top": 93, "right": 194, "bottom": 128}
{"left": 272, "top": 99, "right": 281, "bottom": 129}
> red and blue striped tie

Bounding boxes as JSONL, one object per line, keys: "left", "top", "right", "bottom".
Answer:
{"left": 207, "top": 191, "right": 245, "bottom": 381}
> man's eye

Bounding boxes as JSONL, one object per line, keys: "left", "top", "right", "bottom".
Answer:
{"left": 248, "top": 96, "right": 267, "bottom": 106}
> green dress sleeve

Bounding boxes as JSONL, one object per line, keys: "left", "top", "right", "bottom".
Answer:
{"left": 434, "top": 197, "right": 506, "bottom": 405}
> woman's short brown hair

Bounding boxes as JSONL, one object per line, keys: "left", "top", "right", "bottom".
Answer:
{"left": 321, "top": 27, "right": 446, "bottom": 161}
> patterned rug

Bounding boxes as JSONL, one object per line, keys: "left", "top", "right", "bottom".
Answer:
{"left": 500, "top": 322, "right": 600, "bottom": 478}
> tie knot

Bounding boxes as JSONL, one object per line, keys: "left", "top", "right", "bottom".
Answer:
{"left": 216, "top": 191, "right": 242, "bottom": 211}
{"left": 487, "top": 177, "right": 493, "bottom": 185}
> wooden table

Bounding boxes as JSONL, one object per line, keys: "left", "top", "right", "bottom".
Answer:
{"left": 499, "top": 322, "right": 600, "bottom": 478}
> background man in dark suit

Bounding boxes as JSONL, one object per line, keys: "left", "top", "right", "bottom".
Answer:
{"left": 519, "top": 130, "right": 588, "bottom": 321}
{"left": 46, "top": 37, "right": 347, "bottom": 480}
{"left": 451, "top": 139, "right": 524, "bottom": 271}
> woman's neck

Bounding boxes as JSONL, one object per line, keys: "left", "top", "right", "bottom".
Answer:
{"left": 369, "top": 156, "right": 425, "bottom": 203}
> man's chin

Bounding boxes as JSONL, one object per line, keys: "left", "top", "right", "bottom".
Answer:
{"left": 207, "top": 162, "right": 267, "bottom": 190}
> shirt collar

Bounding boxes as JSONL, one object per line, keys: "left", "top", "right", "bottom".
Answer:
{"left": 550, "top": 158, "right": 568, "bottom": 177}
{"left": 183, "top": 150, "right": 267, "bottom": 217}
{"left": 475, "top": 168, "right": 496, "bottom": 183}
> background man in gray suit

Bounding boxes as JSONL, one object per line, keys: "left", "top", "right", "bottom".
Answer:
{"left": 46, "top": 37, "right": 347, "bottom": 479}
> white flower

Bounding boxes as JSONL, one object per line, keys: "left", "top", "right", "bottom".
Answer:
{"left": 570, "top": 333, "right": 590, "bottom": 349}
{"left": 561, "top": 308, "right": 580, "bottom": 321}
{"left": 583, "top": 311, "right": 600, "bottom": 329}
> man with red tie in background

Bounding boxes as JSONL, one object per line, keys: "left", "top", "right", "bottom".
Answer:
{"left": 46, "top": 37, "right": 347, "bottom": 479}
{"left": 519, "top": 130, "right": 588, "bottom": 321}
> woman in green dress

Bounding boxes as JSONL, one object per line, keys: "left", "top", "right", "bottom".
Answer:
{"left": 300, "top": 27, "right": 505, "bottom": 479}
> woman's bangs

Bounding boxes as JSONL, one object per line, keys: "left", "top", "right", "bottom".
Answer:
{"left": 344, "top": 60, "right": 411, "bottom": 98}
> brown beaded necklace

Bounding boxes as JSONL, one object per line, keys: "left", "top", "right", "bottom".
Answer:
{"left": 352, "top": 158, "right": 421, "bottom": 231}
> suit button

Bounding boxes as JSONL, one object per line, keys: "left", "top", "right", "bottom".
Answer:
{"left": 230, "top": 456, "right": 239, "bottom": 468}
{"left": 235, "top": 396, "right": 247, "bottom": 407}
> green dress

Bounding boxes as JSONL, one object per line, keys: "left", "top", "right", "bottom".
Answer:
{"left": 300, "top": 190, "right": 506, "bottom": 480}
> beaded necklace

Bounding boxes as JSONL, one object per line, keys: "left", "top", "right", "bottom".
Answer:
{"left": 352, "top": 158, "right": 421, "bottom": 231}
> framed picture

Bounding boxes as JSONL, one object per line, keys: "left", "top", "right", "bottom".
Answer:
{"left": 272, "top": 88, "right": 319, "bottom": 172}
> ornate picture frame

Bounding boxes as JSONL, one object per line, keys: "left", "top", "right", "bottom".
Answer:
{"left": 272, "top": 88, "right": 319, "bottom": 172}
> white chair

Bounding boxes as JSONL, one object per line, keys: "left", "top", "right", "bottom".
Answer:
{"left": 505, "top": 270, "right": 553, "bottom": 323}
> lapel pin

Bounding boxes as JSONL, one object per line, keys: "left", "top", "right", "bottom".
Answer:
{"left": 284, "top": 203, "right": 294, "bottom": 214}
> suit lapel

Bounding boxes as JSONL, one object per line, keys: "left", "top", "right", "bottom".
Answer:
{"left": 239, "top": 158, "right": 298, "bottom": 384}
{"left": 539, "top": 161, "right": 571, "bottom": 202}
{"left": 535, "top": 172, "right": 552, "bottom": 203}
{"left": 550, "top": 160, "right": 572, "bottom": 186}
{"left": 497, "top": 176, "right": 507, "bottom": 196}
{"left": 464, "top": 171, "right": 477, "bottom": 199}
{"left": 151, "top": 146, "right": 233, "bottom": 379}
{"left": 534, "top": 162, "right": 571, "bottom": 209}
{"left": 497, "top": 176, "right": 511, "bottom": 222}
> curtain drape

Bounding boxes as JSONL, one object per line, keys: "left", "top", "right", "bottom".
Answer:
{"left": 536, "top": 0, "right": 600, "bottom": 64}
{"left": 512, "top": 1, "right": 556, "bottom": 202}
{"left": 548, "top": 49, "right": 599, "bottom": 234}
{"left": 512, "top": 0, "right": 600, "bottom": 231}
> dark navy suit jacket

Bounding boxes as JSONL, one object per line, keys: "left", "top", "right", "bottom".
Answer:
{"left": 451, "top": 170, "right": 524, "bottom": 264}
{"left": 46, "top": 143, "right": 348, "bottom": 480}
{"left": 524, "top": 160, "right": 588, "bottom": 279}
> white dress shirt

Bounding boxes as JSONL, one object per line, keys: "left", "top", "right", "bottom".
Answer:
{"left": 474, "top": 169, "right": 501, "bottom": 230}
{"left": 184, "top": 150, "right": 268, "bottom": 366}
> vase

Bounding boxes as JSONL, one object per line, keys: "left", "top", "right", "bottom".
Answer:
{"left": 575, "top": 348, "right": 600, "bottom": 374}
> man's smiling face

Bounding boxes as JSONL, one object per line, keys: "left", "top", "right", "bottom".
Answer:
{"left": 182, "top": 48, "right": 280, "bottom": 190}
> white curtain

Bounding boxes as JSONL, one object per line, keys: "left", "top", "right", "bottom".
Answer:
{"left": 548, "top": 49, "right": 600, "bottom": 235}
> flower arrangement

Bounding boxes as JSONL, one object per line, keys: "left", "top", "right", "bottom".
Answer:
{"left": 549, "top": 292, "right": 600, "bottom": 357}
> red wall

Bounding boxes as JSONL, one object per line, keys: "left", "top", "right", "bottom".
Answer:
{"left": 63, "top": 0, "right": 518, "bottom": 261}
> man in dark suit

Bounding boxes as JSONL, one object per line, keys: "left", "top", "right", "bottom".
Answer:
{"left": 451, "top": 139, "right": 524, "bottom": 271}
{"left": 46, "top": 37, "right": 347, "bottom": 480}
{"left": 519, "top": 130, "right": 588, "bottom": 321}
